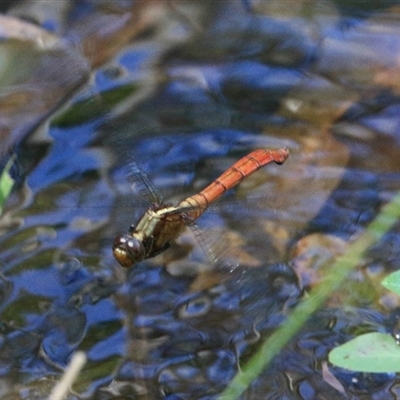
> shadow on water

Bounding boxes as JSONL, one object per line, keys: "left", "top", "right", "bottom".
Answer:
{"left": 1, "top": 1, "right": 400, "bottom": 399}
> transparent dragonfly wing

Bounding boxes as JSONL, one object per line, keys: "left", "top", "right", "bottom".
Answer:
{"left": 187, "top": 222, "right": 239, "bottom": 272}
{"left": 125, "top": 154, "right": 164, "bottom": 205}
{"left": 161, "top": 220, "right": 242, "bottom": 292}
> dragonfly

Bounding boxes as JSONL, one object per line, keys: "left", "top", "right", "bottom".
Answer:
{"left": 112, "top": 148, "right": 289, "bottom": 268}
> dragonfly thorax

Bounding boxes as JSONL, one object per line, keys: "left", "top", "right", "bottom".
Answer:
{"left": 112, "top": 233, "right": 146, "bottom": 268}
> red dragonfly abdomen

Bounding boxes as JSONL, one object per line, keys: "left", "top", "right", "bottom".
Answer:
{"left": 179, "top": 148, "right": 289, "bottom": 220}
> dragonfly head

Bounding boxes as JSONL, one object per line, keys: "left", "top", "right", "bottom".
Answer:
{"left": 112, "top": 234, "right": 145, "bottom": 268}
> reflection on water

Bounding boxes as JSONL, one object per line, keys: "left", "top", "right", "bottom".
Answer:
{"left": 1, "top": 0, "right": 400, "bottom": 398}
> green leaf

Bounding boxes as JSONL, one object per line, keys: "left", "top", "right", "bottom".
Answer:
{"left": 382, "top": 270, "right": 400, "bottom": 296}
{"left": 328, "top": 332, "right": 400, "bottom": 373}
{"left": 0, "top": 156, "right": 15, "bottom": 214}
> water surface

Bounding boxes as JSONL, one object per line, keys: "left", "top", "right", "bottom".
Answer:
{"left": 1, "top": 1, "right": 400, "bottom": 399}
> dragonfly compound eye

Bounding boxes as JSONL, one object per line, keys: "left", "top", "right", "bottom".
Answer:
{"left": 112, "top": 234, "right": 145, "bottom": 268}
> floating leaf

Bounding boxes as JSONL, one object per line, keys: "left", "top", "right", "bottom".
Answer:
{"left": 328, "top": 332, "right": 400, "bottom": 373}
{"left": 382, "top": 270, "right": 400, "bottom": 296}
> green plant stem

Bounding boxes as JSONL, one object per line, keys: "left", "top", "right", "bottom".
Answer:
{"left": 219, "top": 189, "right": 400, "bottom": 400}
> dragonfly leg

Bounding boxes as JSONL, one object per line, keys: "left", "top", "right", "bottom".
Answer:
{"left": 151, "top": 241, "right": 171, "bottom": 257}
{"left": 181, "top": 213, "right": 195, "bottom": 226}
{"left": 142, "top": 236, "right": 171, "bottom": 258}
{"left": 142, "top": 236, "right": 155, "bottom": 257}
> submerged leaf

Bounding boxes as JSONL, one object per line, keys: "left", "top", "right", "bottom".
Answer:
{"left": 329, "top": 332, "right": 400, "bottom": 373}
{"left": 52, "top": 83, "right": 139, "bottom": 127}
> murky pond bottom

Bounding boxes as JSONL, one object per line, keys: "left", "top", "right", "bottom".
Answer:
{"left": 2, "top": 1, "right": 400, "bottom": 399}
